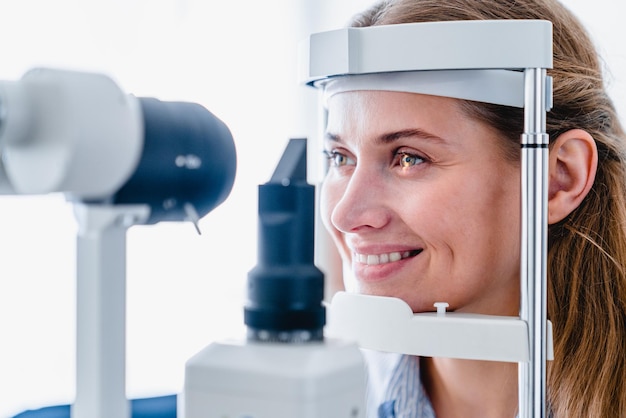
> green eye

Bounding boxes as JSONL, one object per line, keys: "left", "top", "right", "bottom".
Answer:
{"left": 398, "top": 152, "right": 424, "bottom": 168}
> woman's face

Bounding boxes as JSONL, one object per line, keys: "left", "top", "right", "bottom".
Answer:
{"left": 321, "top": 91, "right": 521, "bottom": 315}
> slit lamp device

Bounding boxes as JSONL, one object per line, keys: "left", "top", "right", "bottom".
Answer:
{"left": 179, "top": 19, "right": 554, "bottom": 418}
{"left": 4, "top": 17, "right": 555, "bottom": 418}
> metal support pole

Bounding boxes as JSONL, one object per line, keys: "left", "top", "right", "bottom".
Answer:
{"left": 72, "top": 204, "right": 149, "bottom": 418}
{"left": 519, "top": 68, "right": 549, "bottom": 418}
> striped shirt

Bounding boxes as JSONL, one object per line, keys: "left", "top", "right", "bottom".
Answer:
{"left": 363, "top": 350, "right": 436, "bottom": 418}
{"left": 363, "top": 350, "right": 524, "bottom": 418}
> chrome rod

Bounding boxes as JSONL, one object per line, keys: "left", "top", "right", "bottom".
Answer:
{"left": 519, "top": 68, "right": 549, "bottom": 418}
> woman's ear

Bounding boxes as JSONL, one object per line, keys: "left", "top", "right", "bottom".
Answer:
{"left": 548, "top": 129, "right": 598, "bottom": 224}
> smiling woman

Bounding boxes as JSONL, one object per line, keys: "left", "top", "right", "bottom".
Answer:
{"left": 317, "top": 0, "right": 626, "bottom": 417}
{"left": 322, "top": 92, "right": 521, "bottom": 317}
{"left": 0, "top": 0, "right": 625, "bottom": 417}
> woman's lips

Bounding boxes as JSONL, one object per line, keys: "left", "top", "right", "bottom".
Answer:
{"left": 351, "top": 248, "right": 423, "bottom": 282}
{"left": 353, "top": 249, "right": 422, "bottom": 266}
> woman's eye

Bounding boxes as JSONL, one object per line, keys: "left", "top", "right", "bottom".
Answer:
{"left": 397, "top": 152, "right": 425, "bottom": 168}
{"left": 324, "top": 150, "right": 355, "bottom": 167}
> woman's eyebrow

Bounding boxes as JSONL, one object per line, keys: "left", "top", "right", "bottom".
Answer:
{"left": 324, "top": 129, "right": 445, "bottom": 144}
{"left": 377, "top": 128, "right": 445, "bottom": 144}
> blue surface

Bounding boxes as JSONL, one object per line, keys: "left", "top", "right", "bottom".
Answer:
{"left": 13, "top": 394, "right": 177, "bottom": 418}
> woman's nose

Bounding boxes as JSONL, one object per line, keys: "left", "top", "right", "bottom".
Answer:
{"left": 329, "top": 166, "right": 391, "bottom": 233}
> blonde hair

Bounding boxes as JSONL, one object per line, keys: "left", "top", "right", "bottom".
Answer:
{"left": 350, "top": 0, "right": 626, "bottom": 416}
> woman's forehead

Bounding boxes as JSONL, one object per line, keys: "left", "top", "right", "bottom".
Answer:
{"left": 325, "top": 91, "right": 476, "bottom": 140}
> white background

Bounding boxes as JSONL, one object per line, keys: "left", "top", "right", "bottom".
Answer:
{"left": 0, "top": 0, "right": 624, "bottom": 416}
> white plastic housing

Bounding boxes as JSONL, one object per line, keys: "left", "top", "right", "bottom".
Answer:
{"left": 0, "top": 68, "right": 143, "bottom": 199}
{"left": 300, "top": 20, "right": 553, "bottom": 83}
{"left": 181, "top": 338, "right": 366, "bottom": 418}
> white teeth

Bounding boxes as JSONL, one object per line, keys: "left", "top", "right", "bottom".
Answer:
{"left": 354, "top": 250, "right": 416, "bottom": 266}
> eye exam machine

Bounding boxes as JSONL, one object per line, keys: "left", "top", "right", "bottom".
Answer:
{"left": 182, "top": 17, "right": 555, "bottom": 418}
{"left": 4, "top": 17, "right": 554, "bottom": 418}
